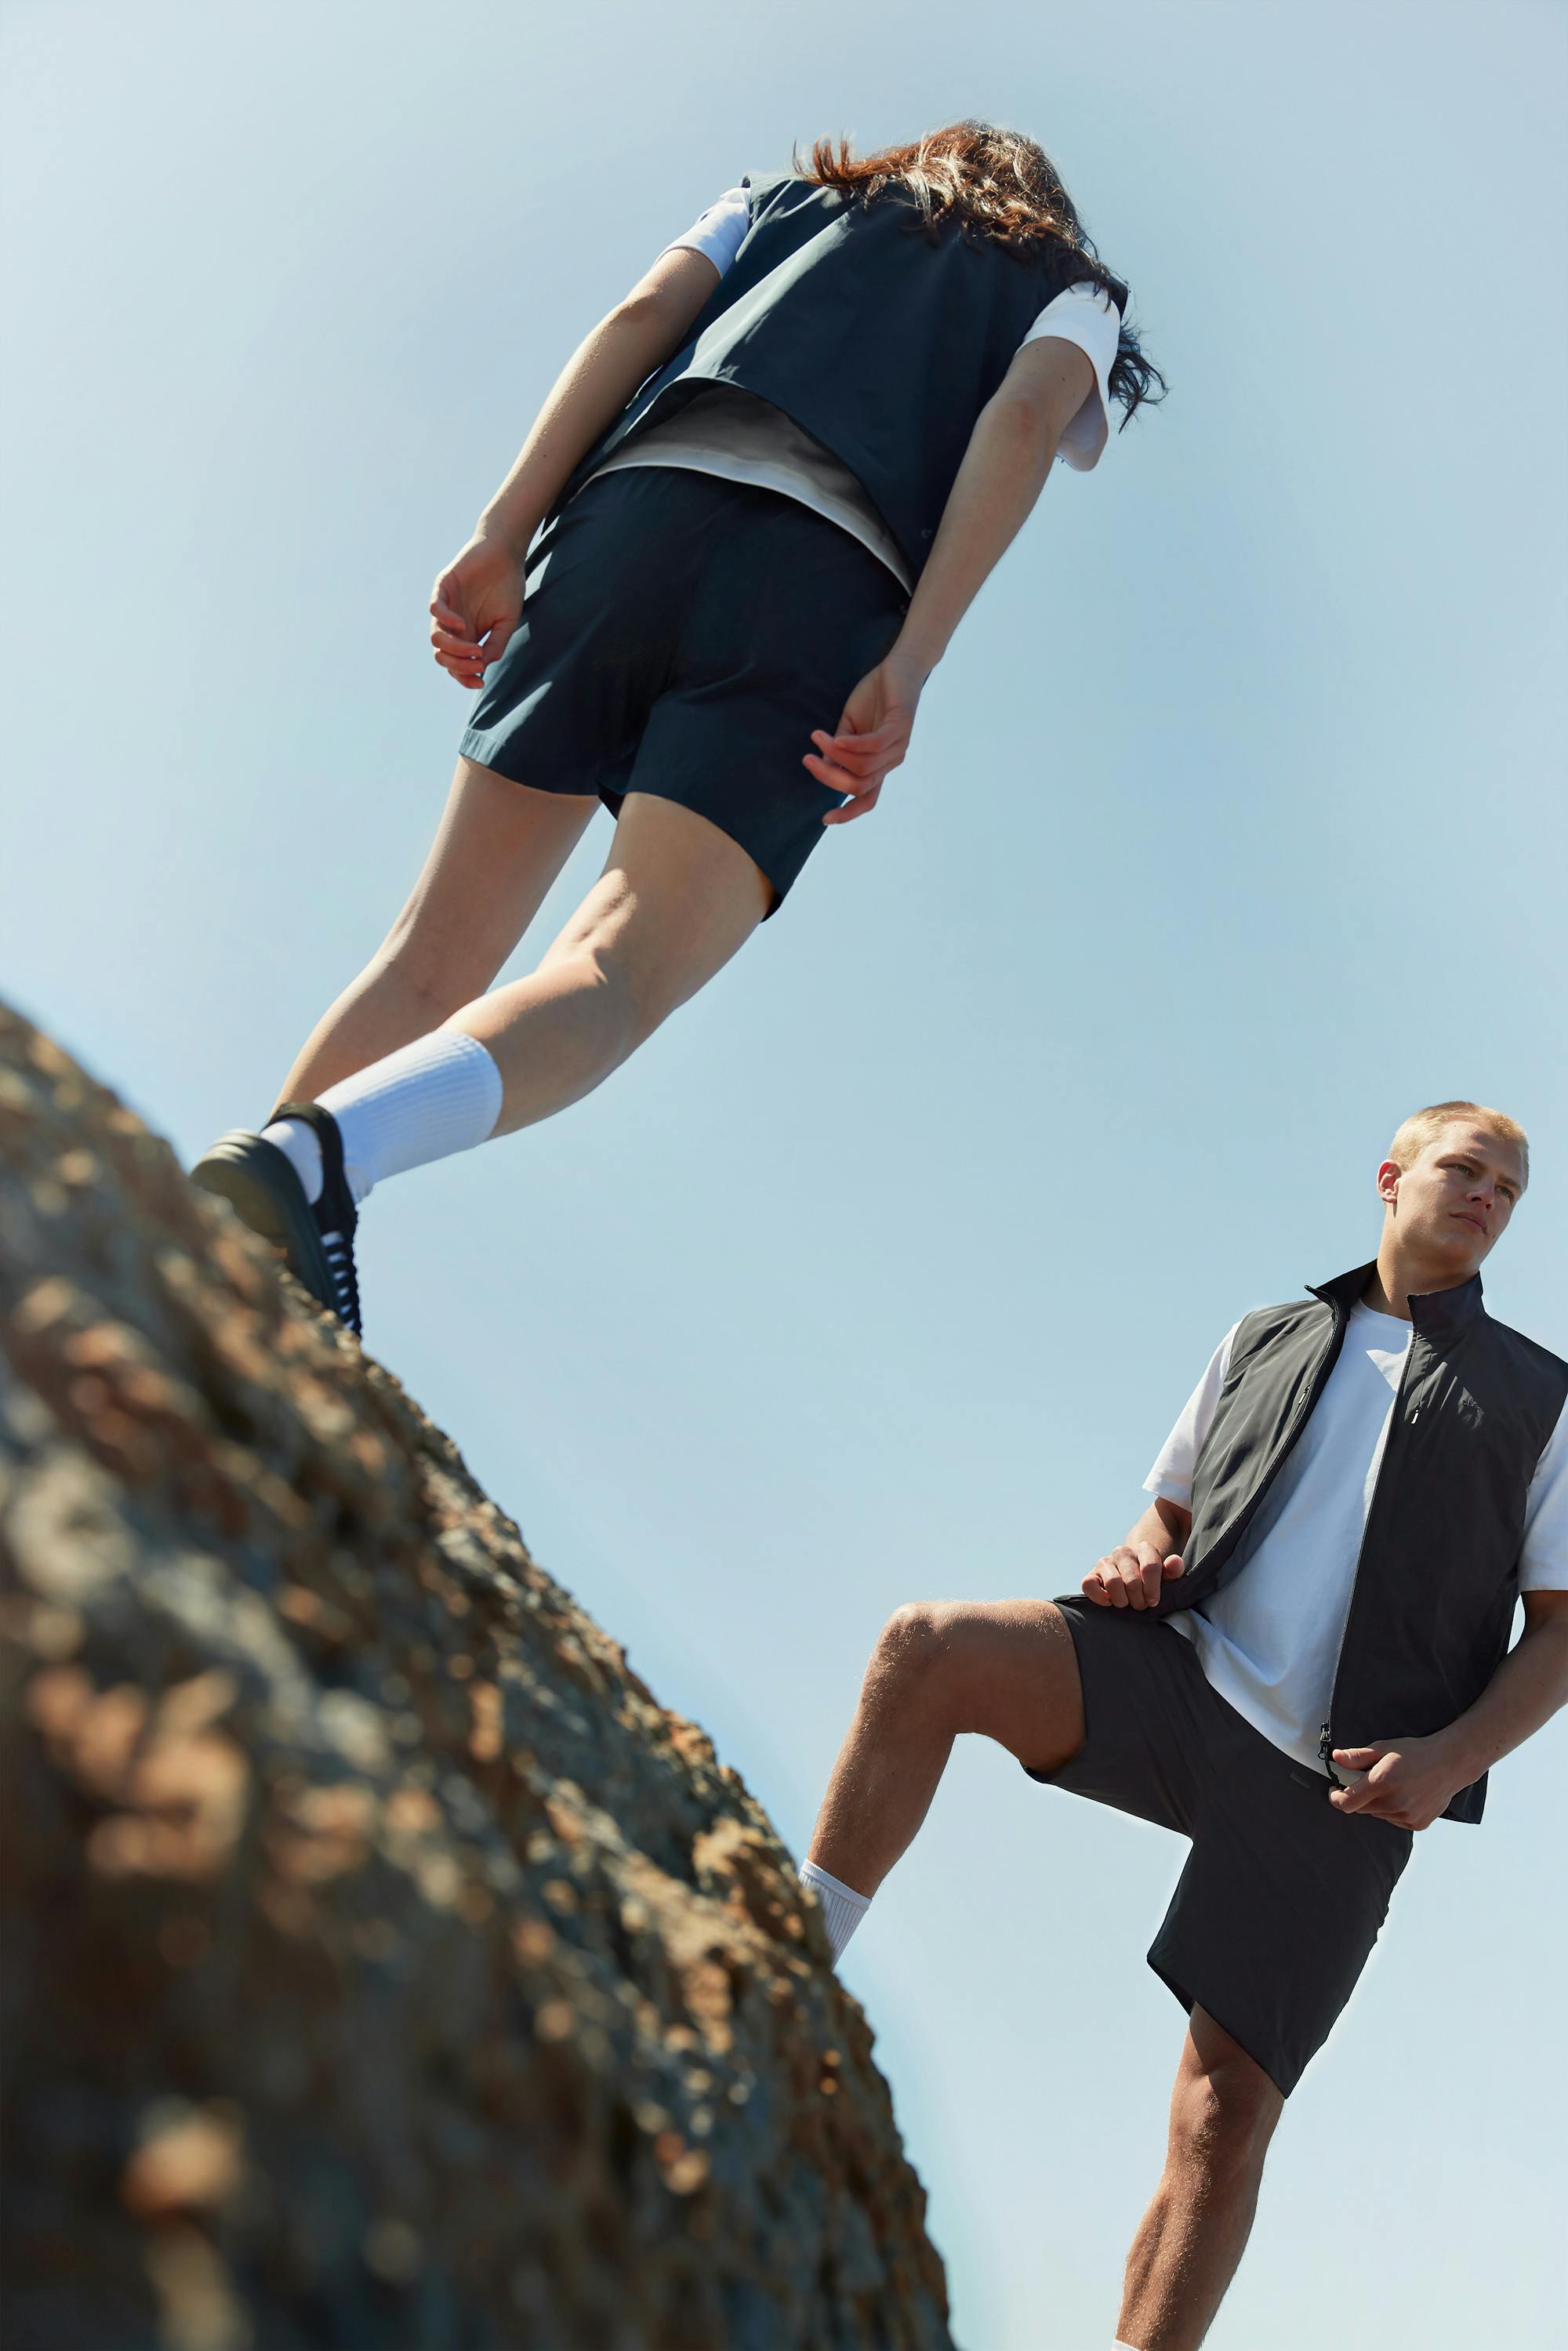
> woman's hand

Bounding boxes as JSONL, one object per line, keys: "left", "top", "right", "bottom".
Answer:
{"left": 429, "top": 536, "right": 527, "bottom": 691}
{"left": 804, "top": 651, "right": 928, "bottom": 825}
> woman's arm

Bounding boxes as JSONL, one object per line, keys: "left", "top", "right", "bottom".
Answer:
{"left": 803, "top": 335, "right": 1094, "bottom": 816}
{"left": 478, "top": 245, "right": 724, "bottom": 553}
{"left": 896, "top": 336, "right": 1095, "bottom": 676}
{"left": 429, "top": 245, "right": 722, "bottom": 689}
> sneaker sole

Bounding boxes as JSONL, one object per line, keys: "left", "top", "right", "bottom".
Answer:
{"left": 190, "top": 1131, "right": 340, "bottom": 1320}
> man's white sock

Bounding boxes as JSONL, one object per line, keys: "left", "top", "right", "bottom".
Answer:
{"left": 262, "top": 1030, "right": 503, "bottom": 1208}
{"left": 800, "top": 1859, "right": 870, "bottom": 1963}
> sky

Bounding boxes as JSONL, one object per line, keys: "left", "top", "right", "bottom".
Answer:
{"left": 5, "top": 2, "right": 1566, "bottom": 2345}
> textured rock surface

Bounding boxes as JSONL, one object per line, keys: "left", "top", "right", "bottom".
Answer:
{"left": 0, "top": 1004, "right": 953, "bottom": 2351}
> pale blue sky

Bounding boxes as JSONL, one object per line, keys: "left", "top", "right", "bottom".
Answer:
{"left": 5, "top": 3, "right": 1566, "bottom": 2345}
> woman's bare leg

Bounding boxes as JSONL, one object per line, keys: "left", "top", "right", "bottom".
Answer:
{"left": 273, "top": 757, "right": 597, "bottom": 1108}
{"left": 441, "top": 790, "right": 772, "bottom": 1135}
{"left": 808, "top": 1599, "right": 1086, "bottom": 1895}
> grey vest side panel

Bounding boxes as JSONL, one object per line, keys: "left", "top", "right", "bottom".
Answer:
{"left": 1155, "top": 1297, "right": 1344, "bottom": 1615}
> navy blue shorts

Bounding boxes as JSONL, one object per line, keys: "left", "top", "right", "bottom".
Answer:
{"left": 1025, "top": 1599, "right": 1414, "bottom": 2097}
{"left": 459, "top": 467, "right": 910, "bottom": 913}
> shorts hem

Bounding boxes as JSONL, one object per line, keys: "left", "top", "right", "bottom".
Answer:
{"left": 1145, "top": 1950, "right": 1298, "bottom": 2099}
{"left": 456, "top": 734, "right": 605, "bottom": 801}
{"left": 598, "top": 781, "right": 800, "bottom": 919}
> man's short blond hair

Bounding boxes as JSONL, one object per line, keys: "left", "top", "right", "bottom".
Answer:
{"left": 1388, "top": 1100, "right": 1530, "bottom": 1188}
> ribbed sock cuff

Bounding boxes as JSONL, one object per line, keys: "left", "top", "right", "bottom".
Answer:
{"left": 800, "top": 1858, "right": 870, "bottom": 1964}
{"left": 315, "top": 1029, "right": 503, "bottom": 1203}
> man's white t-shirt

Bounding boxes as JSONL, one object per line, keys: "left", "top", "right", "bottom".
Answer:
{"left": 1145, "top": 1302, "right": 1568, "bottom": 1776}
{"left": 581, "top": 185, "right": 1122, "bottom": 592}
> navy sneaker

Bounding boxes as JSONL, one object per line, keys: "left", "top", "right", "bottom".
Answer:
{"left": 191, "top": 1100, "right": 362, "bottom": 1337}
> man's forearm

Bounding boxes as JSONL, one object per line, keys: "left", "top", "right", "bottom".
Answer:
{"left": 474, "top": 296, "right": 691, "bottom": 555}
{"left": 892, "top": 393, "right": 1058, "bottom": 677}
{"left": 1127, "top": 1496, "right": 1192, "bottom": 1556}
{"left": 1440, "top": 1611, "right": 1568, "bottom": 1782}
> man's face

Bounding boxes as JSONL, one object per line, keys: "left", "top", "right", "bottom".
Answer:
{"left": 1377, "top": 1121, "right": 1525, "bottom": 1276}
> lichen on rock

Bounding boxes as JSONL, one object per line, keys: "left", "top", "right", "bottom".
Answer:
{"left": 0, "top": 1003, "right": 953, "bottom": 2351}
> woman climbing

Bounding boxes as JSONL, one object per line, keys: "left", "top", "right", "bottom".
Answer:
{"left": 192, "top": 120, "right": 1163, "bottom": 1335}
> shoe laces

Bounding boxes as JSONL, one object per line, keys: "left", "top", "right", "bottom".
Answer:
{"left": 319, "top": 1224, "right": 362, "bottom": 1337}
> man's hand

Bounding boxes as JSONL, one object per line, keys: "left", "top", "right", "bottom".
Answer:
{"left": 1083, "top": 1542, "right": 1185, "bottom": 1611}
{"left": 1328, "top": 1732, "right": 1469, "bottom": 1831}
{"left": 429, "top": 537, "right": 527, "bottom": 690}
{"left": 803, "top": 650, "right": 928, "bottom": 825}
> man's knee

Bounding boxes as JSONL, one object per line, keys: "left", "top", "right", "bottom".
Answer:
{"left": 1171, "top": 2048, "right": 1281, "bottom": 2184}
{"left": 867, "top": 1602, "right": 960, "bottom": 1707}
{"left": 871, "top": 1600, "right": 947, "bottom": 1672}
{"left": 864, "top": 1600, "right": 1062, "bottom": 1747}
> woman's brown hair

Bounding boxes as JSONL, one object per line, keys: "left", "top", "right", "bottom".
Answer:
{"left": 793, "top": 119, "right": 1164, "bottom": 424}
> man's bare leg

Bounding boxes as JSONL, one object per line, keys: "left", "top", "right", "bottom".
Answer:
{"left": 1115, "top": 2005, "right": 1283, "bottom": 2351}
{"left": 276, "top": 758, "right": 598, "bottom": 1108}
{"left": 804, "top": 1603, "right": 1283, "bottom": 2351}
{"left": 807, "top": 1598, "right": 1085, "bottom": 1893}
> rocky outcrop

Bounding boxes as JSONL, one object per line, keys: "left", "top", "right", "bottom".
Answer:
{"left": 0, "top": 1005, "right": 952, "bottom": 2351}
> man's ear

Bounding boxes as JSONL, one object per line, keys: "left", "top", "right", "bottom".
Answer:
{"left": 1376, "top": 1157, "right": 1402, "bottom": 1211}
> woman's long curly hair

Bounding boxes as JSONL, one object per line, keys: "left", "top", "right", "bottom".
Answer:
{"left": 793, "top": 119, "right": 1164, "bottom": 426}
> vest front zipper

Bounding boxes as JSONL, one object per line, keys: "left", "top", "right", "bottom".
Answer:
{"left": 1319, "top": 1321, "right": 1421, "bottom": 1788}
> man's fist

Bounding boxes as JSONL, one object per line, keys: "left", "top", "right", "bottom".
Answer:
{"left": 1327, "top": 1735, "right": 1465, "bottom": 1831}
{"left": 1083, "top": 1542, "right": 1185, "bottom": 1611}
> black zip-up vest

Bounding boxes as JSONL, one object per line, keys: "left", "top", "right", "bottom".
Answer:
{"left": 1152, "top": 1264, "right": 1567, "bottom": 1823}
{"left": 542, "top": 170, "right": 1122, "bottom": 586}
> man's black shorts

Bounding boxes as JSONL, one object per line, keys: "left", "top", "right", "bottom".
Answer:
{"left": 459, "top": 466, "right": 910, "bottom": 914}
{"left": 1024, "top": 1598, "right": 1414, "bottom": 2097}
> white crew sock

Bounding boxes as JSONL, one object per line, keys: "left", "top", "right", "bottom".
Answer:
{"left": 800, "top": 1859, "right": 871, "bottom": 1963}
{"left": 262, "top": 1030, "right": 504, "bottom": 1208}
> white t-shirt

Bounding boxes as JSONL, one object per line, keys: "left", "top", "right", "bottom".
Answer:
{"left": 582, "top": 184, "right": 1122, "bottom": 592}
{"left": 1145, "top": 1302, "right": 1568, "bottom": 1776}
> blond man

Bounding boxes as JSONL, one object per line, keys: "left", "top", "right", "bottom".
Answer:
{"left": 800, "top": 1103, "right": 1568, "bottom": 2351}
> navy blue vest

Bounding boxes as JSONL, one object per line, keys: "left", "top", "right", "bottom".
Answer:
{"left": 543, "top": 170, "right": 1120, "bottom": 585}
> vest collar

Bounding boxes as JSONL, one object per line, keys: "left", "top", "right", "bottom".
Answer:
{"left": 1307, "top": 1261, "right": 1486, "bottom": 1338}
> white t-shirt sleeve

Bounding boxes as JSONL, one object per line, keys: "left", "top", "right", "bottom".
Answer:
{"left": 1519, "top": 1395, "right": 1568, "bottom": 1590}
{"left": 1142, "top": 1324, "right": 1242, "bottom": 1507}
{"left": 1017, "top": 281, "right": 1122, "bottom": 471}
{"left": 654, "top": 184, "right": 750, "bottom": 280}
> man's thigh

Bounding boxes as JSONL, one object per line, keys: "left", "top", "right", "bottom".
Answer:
{"left": 1022, "top": 1598, "right": 1214, "bottom": 1836}
{"left": 897, "top": 1598, "right": 1085, "bottom": 1776}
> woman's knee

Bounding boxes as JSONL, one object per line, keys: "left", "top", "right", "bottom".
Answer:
{"left": 374, "top": 933, "right": 495, "bottom": 1018}
{"left": 537, "top": 935, "right": 646, "bottom": 1058}
{"left": 536, "top": 882, "right": 677, "bottom": 1052}
{"left": 548, "top": 800, "right": 768, "bottom": 1038}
